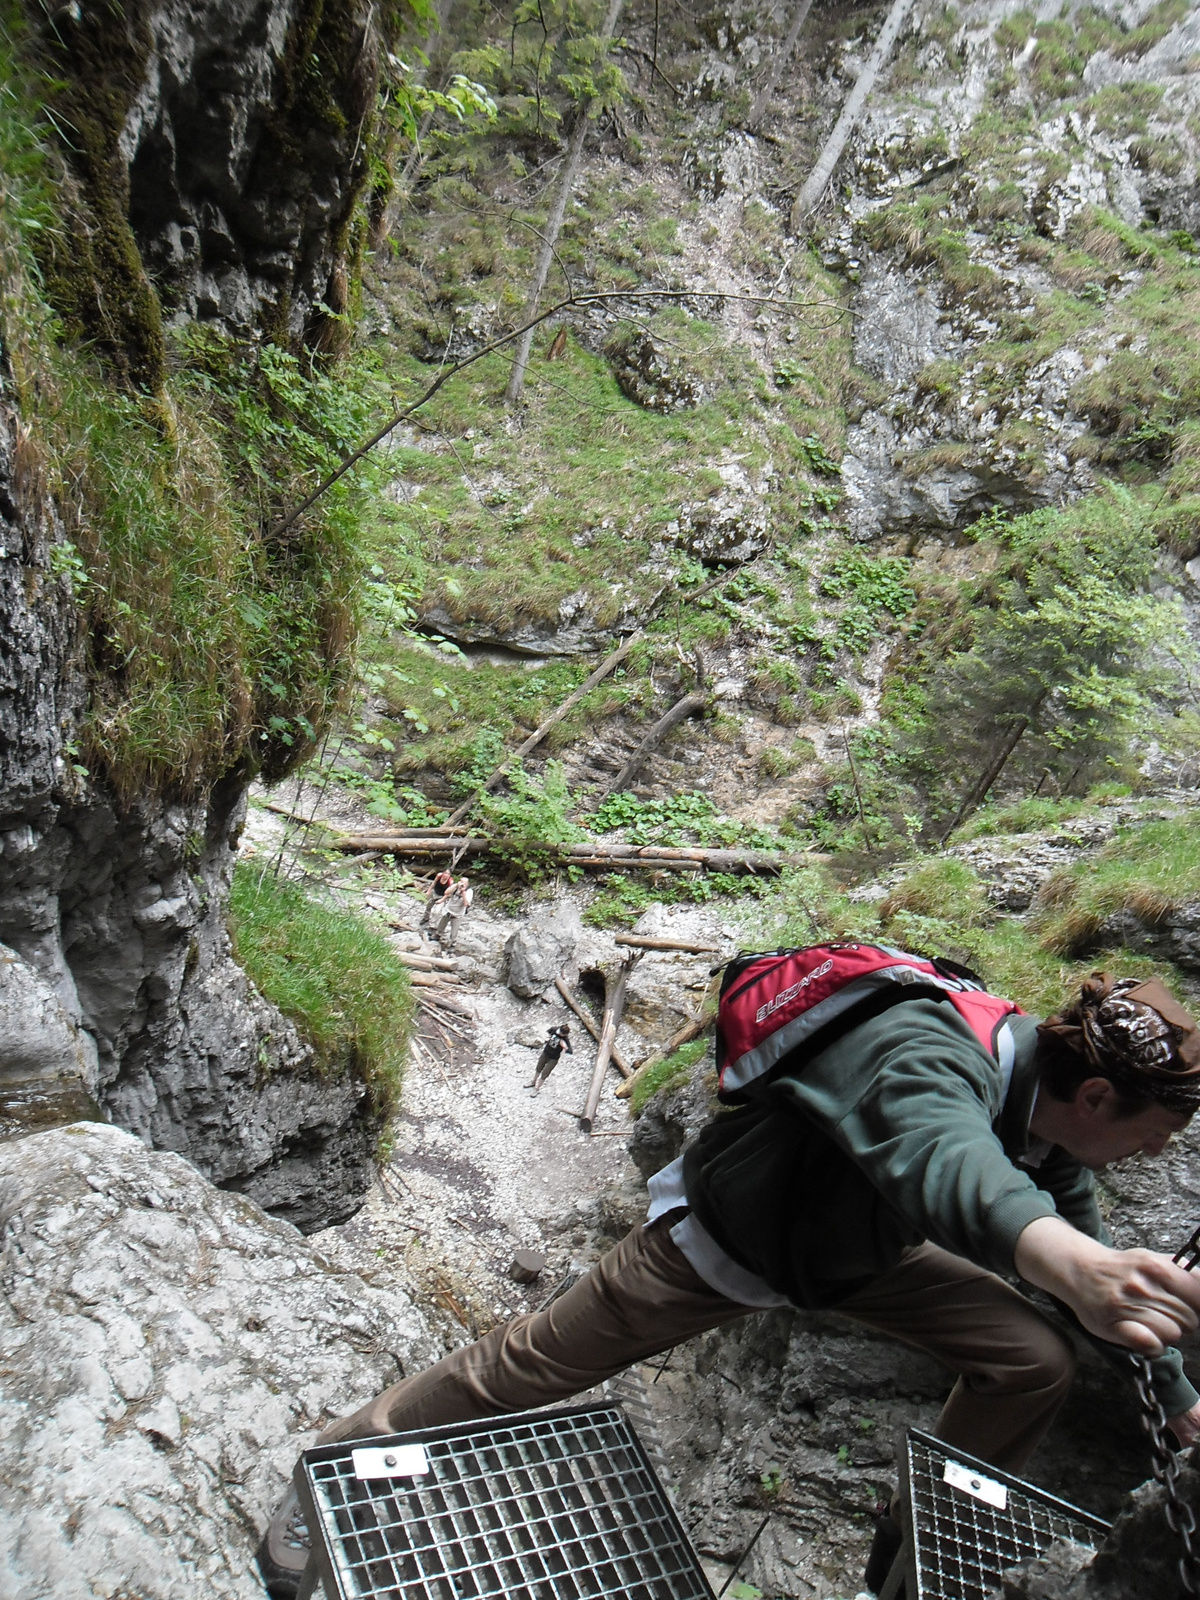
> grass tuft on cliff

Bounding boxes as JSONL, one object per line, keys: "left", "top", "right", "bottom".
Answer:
{"left": 1034, "top": 820, "right": 1200, "bottom": 957}
{"left": 229, "top": 862, "right": 412, "bottom": 1119}
{"left": 629, "top": 1037, "right": 709, "bottom": 1116}
{"left": 766, "top": 811, "right": 1197, "bottom": 1019}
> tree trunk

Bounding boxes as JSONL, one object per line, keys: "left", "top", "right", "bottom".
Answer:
{"left": 505, "top": 0, "right": 624, "bottom": 406}
{"left": 748, "top": 0, "right": 814, "bottom": 130}
{"left": 553, "top": 977, "right": 632, "bottom": 1076}
{"left": 939, "top": 690, "right": 1049, "bottom": 841}
{"left": 602, "top": 691, "right": 707, "bottom": 797}
{"left": 580, "top": 955, "right": 637, "bottom": 1131}
{"left": 790, "top": 0, "right": 915, "bottom": 227}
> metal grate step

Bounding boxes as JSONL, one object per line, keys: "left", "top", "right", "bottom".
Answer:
{"left": 295, "top": 1405, "right": 715, "bottom": 1600}
{"left": 890, "top": 1428, "right": 1110, "bottom": 1600}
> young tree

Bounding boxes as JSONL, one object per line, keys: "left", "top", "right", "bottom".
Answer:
{"left": 504, "top": 0, "right": 626, "bottom": 405}
{"left": 907, "top": 494, "right": 1193, "bottom": 837}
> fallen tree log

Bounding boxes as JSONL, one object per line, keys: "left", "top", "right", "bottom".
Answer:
{"left": 602, "top": 692, "right": 708, "bottom": 797}
{"left": 393, "top": 950, "right": 459, "bottom": 972}
{"left": 581, "top": 954, "right": 638, "bottom": 1133}
{"left": 407, "top": 970, "right": 461, "bottom": 989}
{"left": 791, "top": 0, "right": 916, "bottom": 226}
{"left": 553, "top": 977, "right": 632, "bottom": 1077}
{"left": 614, "top": 935, "right": 719, "bottom": 953}
{"left": 445, "top": 635, "right": 638, "bottom": 826}
{"left": 334, "top": 834, "right": 809, "bottom": 875}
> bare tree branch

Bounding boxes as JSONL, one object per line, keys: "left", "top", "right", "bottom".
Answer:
{"left": 265, "top": 287, "right": 843, "bottom": 541}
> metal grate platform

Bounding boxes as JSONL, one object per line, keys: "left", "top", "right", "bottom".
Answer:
{"left": 294, "top": 1405, "right": 715, "bottom": 1600}
{"left": 897, "top": 1429, "right": 1110, "bottom": 1600}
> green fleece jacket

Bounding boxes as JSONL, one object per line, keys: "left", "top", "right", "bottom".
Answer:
{"left": 683, "top": 994, "right": 1197, "bottom": 1415}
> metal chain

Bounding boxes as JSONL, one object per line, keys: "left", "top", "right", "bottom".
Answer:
{"left": 1131, "top": 1353, "right": 1200, "bottom": 1597}
{"left": 1131, "top": 1223, "right": 1200, "bottom": 1598}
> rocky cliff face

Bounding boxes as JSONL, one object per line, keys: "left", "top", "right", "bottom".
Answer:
{"left": 0, "top": 1122, "right": 437, "bottom": 1600}
{"left": 27, "top": 0, "right": 378, "bottom": 384}
{"left": 0, "top": 391, "right": 381, "bottom": 1229}
{"left": 0, "top": 0, "right": 388, "bottom": 1229}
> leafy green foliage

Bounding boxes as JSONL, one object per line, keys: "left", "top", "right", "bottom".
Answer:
{"left": 798, "top": 493, "right": 1194, "bottom": 856}
{"left": 820, "top": 553, "right": 916, "bottom": 657}
{"left": 585, "top": 791, "right": 777, "bottom": 849}
{"left": 229, "top": 863, "right": 413, "bottom": 1118}
{"left": 477, "top": 761, "right": 583, "bottom": 880}
{"left": 905, "top": 494, "right": 1191, "bottom": 829}
{"left": 583, "top": 867, "right": 770, "bottom": 928}
{"left": 449, "top": 0, "right": 627, "bottom": 140}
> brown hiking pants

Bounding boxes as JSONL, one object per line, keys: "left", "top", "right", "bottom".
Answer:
{"left": 319, "top": 1213, "right": 1076, "bottom": 1473}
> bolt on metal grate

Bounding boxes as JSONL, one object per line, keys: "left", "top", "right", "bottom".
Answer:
{"left": 294, "top": 1405, "right": 715, "bottom": 1600}
{"left": 896, "top": 1429, "right": 1109, "bottom": 1600}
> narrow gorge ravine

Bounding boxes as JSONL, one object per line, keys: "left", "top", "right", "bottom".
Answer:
{"left": 3, "top": 0, "right": 1200, "bottom": 1597}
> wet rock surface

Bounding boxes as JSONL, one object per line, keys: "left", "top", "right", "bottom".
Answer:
{"left": 0, "top": 1122, "right": 437, "bottom": 1600}
{"left": 45, "top": 0, "right": 379, "bottom": 342}
{"left": 1003, "top": 1459, "right": 1200, "bottom": 1599}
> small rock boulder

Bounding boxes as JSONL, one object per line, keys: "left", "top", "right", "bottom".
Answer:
{"left": 605, "top": 329, "right": 703, "bottom": 413}
{"left": 502, "top": 904, "right": 582, "bottom": 999}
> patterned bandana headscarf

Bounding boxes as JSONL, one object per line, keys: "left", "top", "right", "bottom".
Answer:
{"left": 1038, "top": 974, "right": 1200, "bottom": 1113}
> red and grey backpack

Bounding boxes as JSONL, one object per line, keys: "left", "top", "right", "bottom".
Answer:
{"left": 716, "top": 942, "right": 1024, "bottom": 1103}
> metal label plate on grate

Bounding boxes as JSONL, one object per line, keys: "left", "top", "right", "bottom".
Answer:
{"left": 295, "top": 1405, "right": 716, "bottom": 1600}
{"left": 903, "top": 1429, "right": 1110, "bottom": 1600}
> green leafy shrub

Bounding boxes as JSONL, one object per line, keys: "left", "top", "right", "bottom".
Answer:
{"left": 585, "top": 791, "right": 777, "bottom": 850}
{"left": 229, "top": 864, "right": 413, "bottom": 1118}
{"left": 477, "top": 761, "right": 583, "bottom": 879}
{"left": 820, "top": 553, "right": 916, "bottom": 657}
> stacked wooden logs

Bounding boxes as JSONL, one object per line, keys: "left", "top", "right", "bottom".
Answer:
{"left": 336, "top": 830, "right": 808, "bottom": 876}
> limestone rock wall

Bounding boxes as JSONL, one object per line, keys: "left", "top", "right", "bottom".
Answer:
{"left": 0, "top": 1122, "right": 438, "bottom": 1600}
{"left": 0, "top": 388, "right": 379, "bottom": 1229}
{"left": 29, "top": 0, "right": 378, "bottom": 355}
{"left": 0, "top": 0, "right": 391, "bottom": 1227}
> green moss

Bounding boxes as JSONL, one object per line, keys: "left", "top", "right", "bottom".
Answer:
{"left": 630, "top": 1037, "right": 708, "bottom": 1115}
{"left": 229, "top": 862, "right": 413, "bottom": 1118}
{"left": 24, "top": 330, "right": 397, "bottom": 798}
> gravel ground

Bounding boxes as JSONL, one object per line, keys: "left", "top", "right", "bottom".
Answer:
{"left": 240, "top": 774, "right": 740, "bottom": 1355}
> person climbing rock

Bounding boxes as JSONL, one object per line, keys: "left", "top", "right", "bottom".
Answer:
{"left": 527, "top": 1024, "right": 572, "bottom": 1092}
{"left": 259, "top": 969, "right": 1200, "bottom": 1600}
{"left": 419, "top": 867, "right": 455, "bottom": 927}
{"left": 435, "top": 875, "right": 472, "bottom": 951}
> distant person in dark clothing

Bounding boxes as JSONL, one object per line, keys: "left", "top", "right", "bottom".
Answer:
{"left": 420, "top": 869, "right": 454, "bottom": 927}
{"left": 528, "top": 1024, "right": 572, "bottom": 1092}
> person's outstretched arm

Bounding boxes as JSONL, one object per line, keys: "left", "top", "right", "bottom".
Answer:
{"left": 1015, "top": 1214, "right": 1200, "bottom": 1444}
